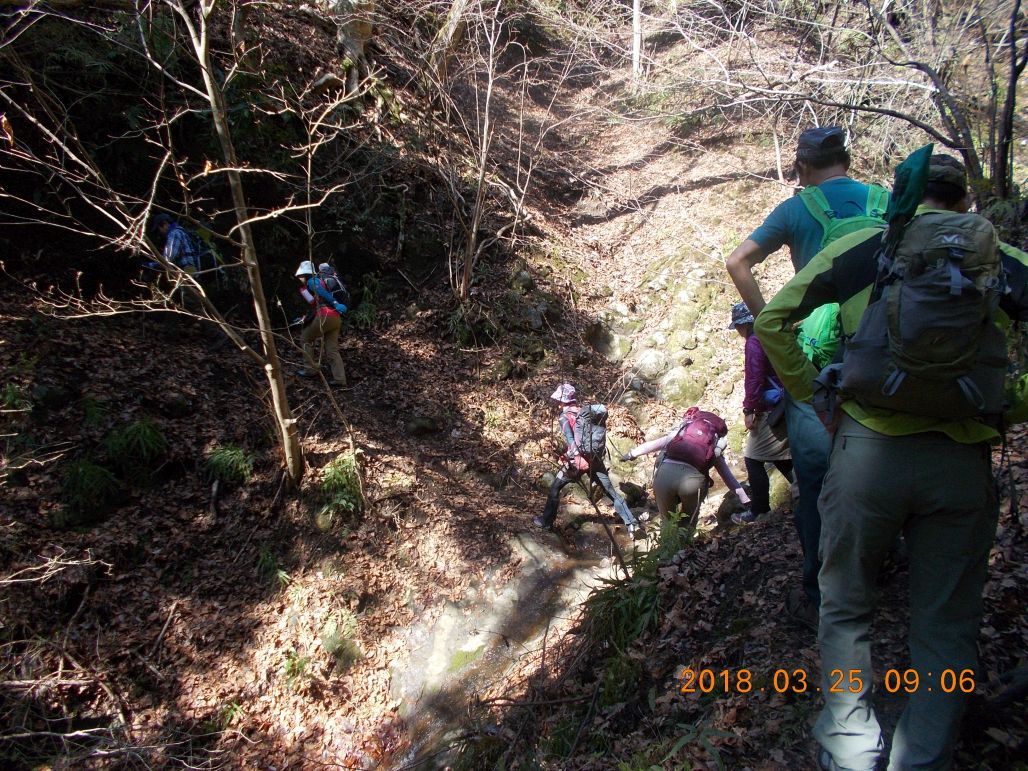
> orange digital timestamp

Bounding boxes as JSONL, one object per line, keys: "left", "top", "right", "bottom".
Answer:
{"left": 675, "top": 668, "right": 976, "bottom": 695}
{"left": 881, "top": 669, "right": 976, "bottom": 694}
{"left": 676, "top": 668, "right": 815, "bottom": 694}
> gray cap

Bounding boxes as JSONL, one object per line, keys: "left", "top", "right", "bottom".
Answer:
{"left": 927, "top": 155, "right": 967, "bottom": 192}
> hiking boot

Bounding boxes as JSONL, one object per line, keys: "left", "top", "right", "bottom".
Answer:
{"left": 785, "top": 587, "right": 820, "bottom": 633}
{"left": 627, "top": 522, "right": 645, "bottom": 540}
{"left": 296, "top": 368, "right": 316, "bottom": 378}
{"left": 532, "top": 515, "right": 553, "bottom": 530}
{"left": 731, "top": 508, "right": 760, "bottom": 525}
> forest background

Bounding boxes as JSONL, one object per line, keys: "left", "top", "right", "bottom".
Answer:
{"left": 1, "top": 1, "right": 1026, "bottom": 769}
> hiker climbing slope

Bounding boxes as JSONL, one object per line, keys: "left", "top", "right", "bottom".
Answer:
{"left": 621, "top": 406, "right": 750, "bottom": 523}
{"left": 534, "top": 384, "right": 643, "bottom": 538}
{"left": 756, "top": 150, "right": 1028, "bottom": 771}
{"left": 726, "top": 126, "right": 891, "bottom": 631}
{"left": 295, "top": 260, "right": 348, "bottom": 387}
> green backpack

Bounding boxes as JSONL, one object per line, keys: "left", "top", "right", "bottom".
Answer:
{"left": 796, "top": 185, "right": 890, "bottom": 368}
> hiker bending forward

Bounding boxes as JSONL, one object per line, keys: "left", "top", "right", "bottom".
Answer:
{"left": 295, "top": 260, "right": 348, "bottom": 386}
{"left": 534, "top": 384, "right": 642, "bottom": 538}
{"left": 622, "top": 407, "right": 749, "bottom": 521}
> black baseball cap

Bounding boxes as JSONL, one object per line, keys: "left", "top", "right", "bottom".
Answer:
{"left": 796, "top": 126, "right": 848, "bottom": 161}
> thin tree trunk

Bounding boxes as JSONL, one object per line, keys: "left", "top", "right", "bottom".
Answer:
{"left": 632, "top": 0, "right": 642, "bottom": 78}
{"left": 429, "top": 0, "right": 470, "bottom": 86}
{"left": 996, "top": 0, "right": 1027, "bottom": 200}
{"left": 178, "top": 1, "right": 305, "bottom": 486}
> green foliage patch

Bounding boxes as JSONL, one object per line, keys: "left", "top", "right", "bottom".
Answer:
{"left": 205, "top": 443, "right": 254, "bottom": 485}
{"left": 257, "top": 548, "right": 291, "bottom": 588}
{"left": 104, "top": 417, "right": 168, "bottom": 479}
{"left": 283, "top": 649, "right": 311, "bottom": 689}
{"left": 58, "top": 458, "right": 119, "bottom": 527}
{"left": 320, "top": 610, "right": 363, "bottom": 672}
{"left": 350, "top": 273, "right": 381, "bottom": 330}
{"left": 318, "top": 452, "right": 363, "bottom": 516}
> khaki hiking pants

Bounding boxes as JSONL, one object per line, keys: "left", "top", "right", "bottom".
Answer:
{"left": 301, "top": 313, "right": 346, "bottom": 384}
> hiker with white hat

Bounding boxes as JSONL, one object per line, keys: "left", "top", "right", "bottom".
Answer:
{"left": 295, "top": 260, "right": 348, "bottom": 386}
{"left": 534, "top": 383, "right": 643, "bottom": 538}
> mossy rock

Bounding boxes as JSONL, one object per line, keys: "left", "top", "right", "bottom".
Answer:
{"left": 31, "top": 383, "right": 74, "bottom": 412}
{"left": 660, "top": 366, "right": 707, "bottom": 408}
{"left": 728, "top": 422, "right": 746, "bottom": 455}
{"left": 583, "top": 321, "right": 632, "bottom": 364}
{"left": 487, "top": 357, "right": 515, "bottom": 382}
{"left": 160, "top": 394, "right": 193, "bottom": 419}
{"left": 634, "top": 348, "right": 670, "bottom": 382}
{"left": 511, "top": 270, "right": 535, "bottom": 292}
{"left": 618, "top": 480, "right": 648, "bottom": 508}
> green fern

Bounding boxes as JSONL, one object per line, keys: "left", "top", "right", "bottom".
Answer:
{"left": 350, "top": 273, "right": 381, "bottom": 330}
{"left": 104, "top": 418, "right": 167, "bottom": 476}
{"left": 1, "top": 383, "right": 30, "bottom": 411}
{"left": 320, "top": 453, "right": 363, "bottom": 515}
{"left": 81, "top": 397, "right": 108, "bottom": 428}
{"left": 283, "top": 650, "right": 310, "bottom": 689}
{"left": 205, "top": 444, "right": 254, "bottom": 485}
{"left": 59, "top": 459, "right": 119, "bottom": 526}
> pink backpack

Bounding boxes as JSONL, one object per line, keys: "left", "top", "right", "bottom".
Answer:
{"left": 664, "top": 408, "right": 727, "bottom": 471}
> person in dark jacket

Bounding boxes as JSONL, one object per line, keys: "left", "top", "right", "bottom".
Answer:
{"left": 152, "top": 212, "right": 200, "bottom": 273}
{"left": 728, "top": 302, "right": 794, "bottom": 524}
{"left": 534, "top": 383, "right": 643, "bottom": 538}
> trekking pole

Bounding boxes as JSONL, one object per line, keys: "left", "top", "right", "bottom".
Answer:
{"left": 574, "top": 468, "right": 631, "bottom": 579}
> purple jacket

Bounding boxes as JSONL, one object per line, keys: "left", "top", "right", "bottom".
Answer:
{"left": 744, "top": 334, "right": 784, "bottom": 412}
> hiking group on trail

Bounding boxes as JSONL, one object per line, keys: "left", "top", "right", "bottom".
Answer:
{"left": 143, "top": 126, "right": 1027, "bottom": 771}
{"left": 534, "top": 129, "right": 1028, "bottom": 771}
{"left": 735, "top": 132, "right": 1028, "bottom": 771}
{"left": 146, "top": 214, "right": 355, "bottom": 387}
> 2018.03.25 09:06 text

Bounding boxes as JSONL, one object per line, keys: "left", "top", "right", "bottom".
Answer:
{"left": 675, "top": 668, "right": 977, "bottom": 695}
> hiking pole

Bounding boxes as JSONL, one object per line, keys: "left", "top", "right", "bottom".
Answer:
{"left": 574, "top": 472, "right": 631, "bottom": 579}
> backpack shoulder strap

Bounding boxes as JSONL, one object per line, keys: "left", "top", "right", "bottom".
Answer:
{"left": 865, "top": 185, "right": 889, "bottom": 219}
{"left": 797, "top": 185, "right": 834, "bottom": 232}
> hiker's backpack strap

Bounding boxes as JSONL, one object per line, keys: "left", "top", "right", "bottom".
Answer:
{"left": 865, "top": 185, "right": 890, "bottom": 219}
{"left": 797, "top": 186, "right": 835, "bottom": 233}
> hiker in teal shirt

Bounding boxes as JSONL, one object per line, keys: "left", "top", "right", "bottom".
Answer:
{"left": 748, "top": 175, "right": 886, "bottom": 271}
{"left": 726, "top": 126, "right": 890, "bottom": 632}
{"left": 757, "top": 153, "right": 1028, "bottom": 771}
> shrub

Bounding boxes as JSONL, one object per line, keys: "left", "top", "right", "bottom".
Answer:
{"left": 320, "top": 610, "right": 363, "bottom": 672}
{"left": 105, "top": 417, "right": 167, "bottom": 478}
{"left": 350, "top": 273, "right": 380, "bottom": 330}
{"left": 283, "top": 650, "right": 311, "bottom": 689}
{"left": 81, "top": 396, "right": 108, "bottom": 428}
{"left": 256, "top": 548, "right": 290, "bottom": 587}
{"left": 1, "top": 382, "right": 29, "bottom": 411}
{"left": 205, "top": 444, "right": 254, "bottom": 485}
{"left": 58, "top": 458, "right": 119, "bottom": 526}
{"left": 319, "top": 452, "right": 363, "bottom": 515}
